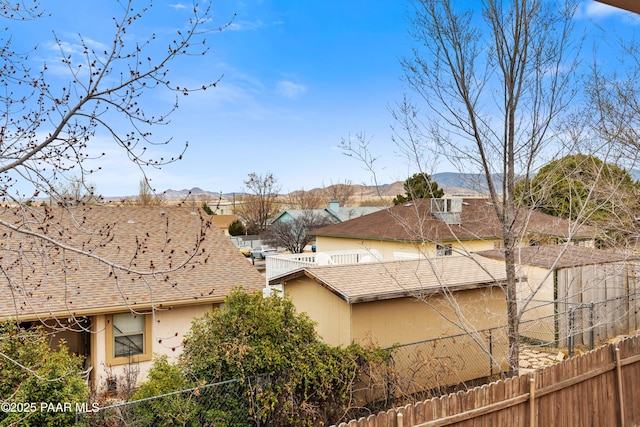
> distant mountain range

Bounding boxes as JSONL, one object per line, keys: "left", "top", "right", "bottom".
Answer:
{"left": 154, "top": 170, "right": 640, "bottom": 201}
{"left": 156, "top": 173, "right": 493, "bottom": 201}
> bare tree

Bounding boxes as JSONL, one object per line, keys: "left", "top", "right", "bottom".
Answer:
{"left": 124, "top": 178, "right": 166, "bottom": 207}
{"left": 342, "top": 0, "right": 590, "bottom": 375}
{"left": 0, "top": 0, "right": 226, "bottom": 381}
{"left": 52, "top": 176, "right": 102, "bottom": 206}
{"left": 237, "top": 172, "right": 281, "bottom": 234}
{"left": 323, "top": 180, "right": 355, "bottom": 206}
{"left": 287, "top": 188, "right": 327, "bottom": 210}
{"left": 261, "top": 212, "right": 335, "bottom": 254}
{"left": 399, "top": 0, "right": 585, "bottom": 374}
{"left": 1, "top": 1, "right": 224, "bottom": 203}
{"left": 0, "top": 0, "right": 221, "bottom": 213}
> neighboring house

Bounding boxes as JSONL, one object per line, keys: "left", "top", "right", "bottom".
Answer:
{"left": 476, "top": 245, "right": 640, "bottom": 346}
{"left": 0, "top": 206, "right": 265, "bottom": 393}
{"left": 209, "top": 213, "right": 239, "bottom": 236}
{"left": 311, "top": 198, "right": 596, "bottom": 260}
{"left": 270, "top": 200, "right": 382, "bottom": 226}
{"left": 269, "top": 255, "right": 512, "bottom": 389}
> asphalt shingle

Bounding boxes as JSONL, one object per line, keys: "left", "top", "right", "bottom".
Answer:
{"left": 311, "top": 198, "right": 595, "bottom": 243}
{"left": 0, "top": 206, "right": 264, "bottom": 320}
{"left": 273, "top": 255, "right": 509, "bottom": 304}
{"left": 476, "top": 245, "right": 638, "bottom": 269}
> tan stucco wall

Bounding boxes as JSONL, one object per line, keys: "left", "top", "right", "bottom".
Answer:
{"left": 91, "top": 303, "right": 215, "bottom": 393}
{"left": 284, "top": 275, "right": 507, "bottom": 348}
{"left": 285, "top": 276, "right": 509, "bottom": 391}
{"left": 352, "top": 288, "right": 508, "bottom": 390}
{"left": 283, "top": 277, "right": 351, "bottom": 346}
{"left": 351, "top": 287, "right": 508, "bottom": 348}
{"left": 476, "top": 255, "right": 558, "bottom": 344}
{"left": 517, "top": 264, "right": 555, "bottom": 316}
{"left": 152, "top": 304, "right": 213, "bottom": 358}
{"left": 315, "top": 236, "right": 500, "bottom": 260}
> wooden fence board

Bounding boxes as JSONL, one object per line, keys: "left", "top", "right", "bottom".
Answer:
{"left": 623, "top": 339, "right": 640, "bottom": 426}
{"left": 331, "top": 335, "right": 640, "bottom": 427}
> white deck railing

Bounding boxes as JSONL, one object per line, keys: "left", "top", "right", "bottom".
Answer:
{"left": 265, "top": 249, "right": 383, "bottom": 284}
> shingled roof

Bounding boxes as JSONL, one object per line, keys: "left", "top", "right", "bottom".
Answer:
{"left": 270, "top": 204, "right": 382, "bottom": 225}
{"left": 0, "top": 206, "right": 264, "bottom": 321}
{"left": 311, "top": 198, "right": 594, "bottom": 243}
{"left": 476, "top": 245, "right": 638, "bottom": 269}
{"left": 270, "top": 255, "right": 509, "bottom": 304}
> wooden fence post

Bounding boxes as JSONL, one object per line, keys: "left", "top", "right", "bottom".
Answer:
{"left": 615, "top": 345, "right": 625, "bottom": 427}
{"left": 529, "top": 376, "right": 536, "bottom": 427}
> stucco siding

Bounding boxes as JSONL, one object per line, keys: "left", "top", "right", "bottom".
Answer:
{"left": 350, "top": 287, "right": 508, "bottom": 348}
{"left": 283, "top": 277, "right": 351, "bottom": 346}
{"left": 315, "top": 236, "right": 500, "bottom": 260}
{"left": 285, "top": 274, "right": 507, "bottom": 349}
{"left": 314, "top": 236, "right": 408, "bottom": 260}
{"left": 517, "top": 264, "right": 556, "bottom": 343}
{"left": 91, "top": 303, "right": 216, "bottom": 393}
{"left": 152, "top": 304, "right": 214, "bottom": 359}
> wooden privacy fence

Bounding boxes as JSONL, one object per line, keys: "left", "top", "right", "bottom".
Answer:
{"left": 332, "top": 334, "right": 640, "bottom": 427}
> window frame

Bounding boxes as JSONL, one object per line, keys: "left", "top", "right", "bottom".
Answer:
{"left": 436, "top": 243, "right": 453, "bottom": 256}
{"left": 105, "top": 312, "right": 152, "bottom": 365}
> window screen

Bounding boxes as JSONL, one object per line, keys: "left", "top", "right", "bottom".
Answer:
{"left": 113, "top": 313, "right": 145, "bottom": 358}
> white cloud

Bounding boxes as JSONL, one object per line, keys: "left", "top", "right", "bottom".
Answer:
{"left": 583, "top": 2, "right": 620, "bottom": 18}
{"left": 168, "top": 3, "right": 187, "bottom": 10}
{"left": 227, "top": 19, "right": 283, "bottom": 31}
{"left": 227, "top": 20, "right": 265, "bottom": 31}
{"left": 275, "top": 80, "right": 307, "bottom": 99}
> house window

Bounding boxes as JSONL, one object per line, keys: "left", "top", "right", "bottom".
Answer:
{"left": 113, "top": 313, "right": 145, "bottom": 357}
{"left": 106, "top": 312, "right": 152, "bottom": 365}
{"left": 436, "top": 244, "right": 453, "bottom": 256}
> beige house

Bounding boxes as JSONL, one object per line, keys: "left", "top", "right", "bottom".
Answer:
{"left": 269, "top": 255, "right": 512, "bottom": 388}
{"left": 311, "top": 198, "right": 595, "bottom": 260}
{"left": 210, "top": 213, "right": 239, "bottom": 236}
{"left": 477, "top": 245, "right": 640, "bottom": 346}
{"left": 0, "top": 206, "right": 264, "bottom": 393}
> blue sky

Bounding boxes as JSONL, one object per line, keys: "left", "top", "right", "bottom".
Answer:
{"left": 8, "top": 1, "right": 640, "bottom": 196}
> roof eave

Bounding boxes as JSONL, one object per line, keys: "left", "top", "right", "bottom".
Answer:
{"left": 0, "top": 296, "right": 226, "bottom": 322}
{"left": 595, "top": 0, "right": 640, "bottom": 14}
{"left": 349, "top": 280, "right": 509, "bottom": 304}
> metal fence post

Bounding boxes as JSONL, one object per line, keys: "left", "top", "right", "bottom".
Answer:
{"left": 489, "top": 328, "right": 494, "bottom": 376}
{"left": 568, "top": 307, "right": 575, "bottom": 357}
{"left": 589, "top": 302, "right": 595, "bottom": 351}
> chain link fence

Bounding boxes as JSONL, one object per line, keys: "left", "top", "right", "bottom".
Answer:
{"left": 76, "top": 375, "right": 269, "bottom": 427}
{"left": 75, "top": 294, "right": 636, "bottom": 425}
{"left": 377, "top": 326, "right": 509, "bottom": 406}
{"left": 375, "top": 305, "right": 605, "bottom": 407}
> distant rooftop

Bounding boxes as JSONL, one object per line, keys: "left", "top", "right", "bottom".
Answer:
{"left": 311, "top": 198, "right": 596, "bottom": 243}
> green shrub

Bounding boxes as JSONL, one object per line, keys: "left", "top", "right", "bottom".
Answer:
{"left": 181, "top": 289, "right": 389, "bottom": 426}
{"left": 228, "top": 219, "right": 246, "bottom": 236}
{"left": 0, "top": 321, "right": 89, "bottom": 427}
{"left": 130, "top": 355, "right": 199, "bottom": 426}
